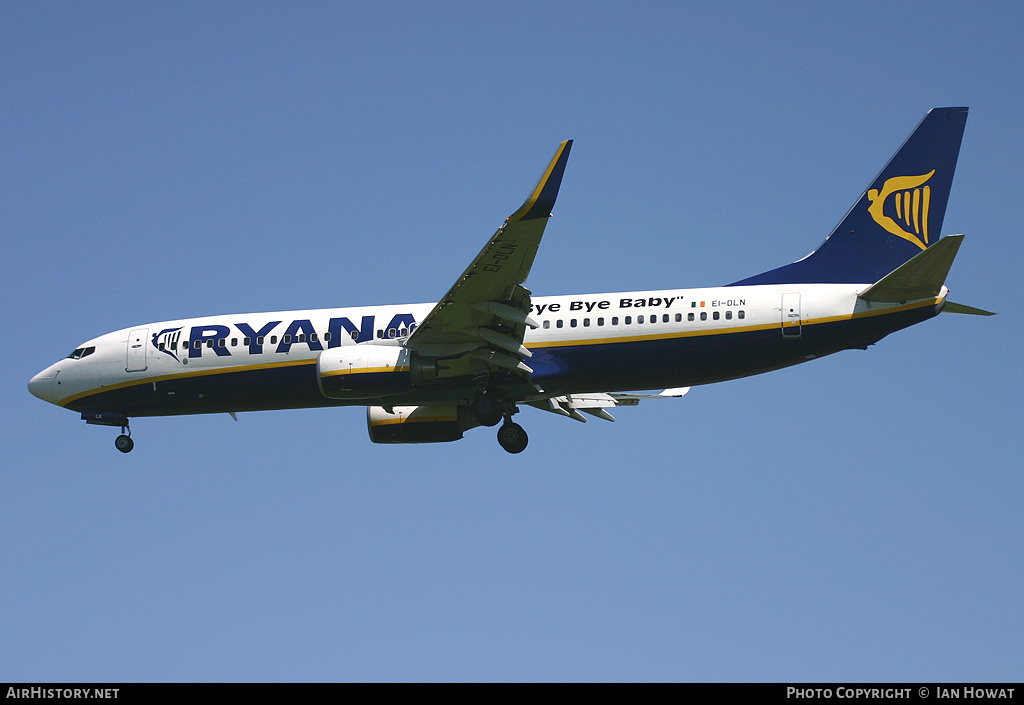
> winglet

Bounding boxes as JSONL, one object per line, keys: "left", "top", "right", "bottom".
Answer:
{"left": 508, "top": 140, "right": 573, "bottom": 221}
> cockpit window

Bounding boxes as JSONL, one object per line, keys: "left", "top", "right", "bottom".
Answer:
{"left": 67, "top": 346, "right": 95, "bottom": 360}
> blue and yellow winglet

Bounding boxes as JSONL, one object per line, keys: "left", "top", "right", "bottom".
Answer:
{"left": 508, "top": 140, "right": 573, "bottom": 221}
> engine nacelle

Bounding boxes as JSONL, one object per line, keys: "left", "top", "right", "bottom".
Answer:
{"left": 317, "top": 344, "right": 413, "bottom": 399}
{"left": 367, "top": 405, "right": 480, "bottom": 444}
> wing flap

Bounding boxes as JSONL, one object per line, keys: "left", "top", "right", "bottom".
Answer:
{"left": 527, "top": 388, "right": 691, "bottom": 423}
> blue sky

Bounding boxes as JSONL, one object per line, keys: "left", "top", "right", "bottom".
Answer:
{"left": 3, "top": 1, "right": 1021, "bottom": 681}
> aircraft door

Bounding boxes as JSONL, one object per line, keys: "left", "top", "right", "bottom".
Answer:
{"left": 781, "top": 293, "right": 802, "bottom": 338}
{"left": 126, "top": 328, "right": 149, "bottom": 372}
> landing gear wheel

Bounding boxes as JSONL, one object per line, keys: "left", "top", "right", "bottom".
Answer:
{"left": 497, "top": 422, "right": 528, "bottom": 454}
{"left": 471, "top": 393, "right": 504, "bottom": 427}
{"left": 114, "top": 434, "right": 134, "bottom": 453}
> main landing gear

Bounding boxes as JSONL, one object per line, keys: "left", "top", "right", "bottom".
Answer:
{"left": 496, "top": 419, "right": 528, "bottom": 454}
{"left": 470, "top": 390, "right": 529, "bottom": 454}
{"left": 469, "top": 392, "right": 504, "bottom": 427}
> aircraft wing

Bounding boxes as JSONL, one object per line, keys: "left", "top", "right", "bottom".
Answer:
{"left": 406, "top": 140, "right": 572, "bottom": 378}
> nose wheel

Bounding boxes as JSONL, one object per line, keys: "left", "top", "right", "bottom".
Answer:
{"left": 79, "top": 411, "right": 136, "bottom": 453}
{"left": 115, "top": 434, "right": 134, "bottom": 453}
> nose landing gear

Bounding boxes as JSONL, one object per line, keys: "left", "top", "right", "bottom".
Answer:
{"left": 81, "top": 411, "right": 135, "bottom": 454}
{"left": 114, "top": 432, "right": 134, "bottom": 453}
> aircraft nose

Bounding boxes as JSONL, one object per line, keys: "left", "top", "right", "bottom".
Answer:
{"left": 28, "top": 367, "right": 58, "bottom": 403}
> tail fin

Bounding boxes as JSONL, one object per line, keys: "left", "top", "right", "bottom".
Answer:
{"left": 731, "top": 107, "right": 968, "bottom": 286}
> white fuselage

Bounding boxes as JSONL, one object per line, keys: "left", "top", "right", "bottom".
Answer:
{"left": 28, "top": 283, "right": 945, "bottom": 415}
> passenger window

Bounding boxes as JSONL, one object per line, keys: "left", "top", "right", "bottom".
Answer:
{"left": 195, "top": 340, "right": 202, "bottom": 349}
{"left": 713, "top": 311, "right": 720, "bottom": 320}
{"left": 217, "top": 339, "right": 225, "bottom": 348}
{"left": 583, "top": 318, "right": 590, "bottom": 327}
{"left": 543, "top": 320, "right": 550, "bottom": 329}
{"left": 556, "top": 320, "right": 563, "bottom": 328}
{"left": 700, "top": 312, "right": 707, "bottom": 321}
{"left": 675, "top": 313, "right": 682, "bottom": 322}
{"left": 663, "top": 314, "right": 669, "bottom": 323}
{"left": 570, "top": 319, "right": 577, "bottom": 328}
{"left": 310, "top": 333, "right": 318, "bottom": 342}
{"left": 257, "top": 336, "right": 264, "bottom": 345}
{"left": 738, "top": 310, "right": 745, "bottom": 319}
{"left": 638, "top": 315, "right": 645, "bottom": 324}
{"left": 297, "top": 334, "right": 305, "bottom": 343}
{"left": 625, "top": 316, "right": 632, "bottom": 325}
{"left": 243, "top": 337, "right": 251, "bottom": 346}
{"left": 231, "top": 338, "right": 238, "bottom": 346}
{"left": 283, "top": 335, "right": 292, "bottom": 344}
{"left": 611, "top": 317, "right": 618, "bottom": 325}
{"left": 377, "top": 330, "right": 383, "bottom": 339}
{"left": 597, "top": 317, "right": 604, "bottom": 326}
{"left": 725, "top": 311, "right": 732, "bottom": 320}
{"left": 688, "top": 313, "right": 694, "bottom": 321}
{"left": 270, "top": 336, "right": 277, "bottom": 344}
{"left": 351, "top": 331, "right": 359, "bottom": 341}
{"left": 169, "top": 341, "right": 177, "bottom": 350}
{"left": 323, "top": 333, "right": 332, "bottom": 342}
{"left": 207, "top": 340, "right": 215, "bottom": 348}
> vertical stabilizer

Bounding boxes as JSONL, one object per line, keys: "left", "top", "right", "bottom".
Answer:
{"left": 731, "top": 107, "right": 968, "bottom": 286}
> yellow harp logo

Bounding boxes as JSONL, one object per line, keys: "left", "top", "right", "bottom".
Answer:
{"left": 867, "top": 170, "right": 935, "bottom": 250}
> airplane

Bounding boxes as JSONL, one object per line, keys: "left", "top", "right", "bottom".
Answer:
{"left": 29, "top": 107, "right": 993, "bottom": 454}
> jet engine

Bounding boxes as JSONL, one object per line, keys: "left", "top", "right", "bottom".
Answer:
{"left": 367, "top": 405, "right": 481, "bottom": 444}
{"left": 317, "top": 345, "right": 413, "bottom": 399}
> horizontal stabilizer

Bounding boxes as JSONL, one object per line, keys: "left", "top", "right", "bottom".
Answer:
{"left": 858, "top": 235, "right": 963, "bottom": 304}
{"left": 943, "top": 301, "right": 996, "bottom": 316}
